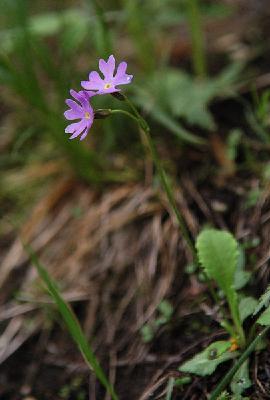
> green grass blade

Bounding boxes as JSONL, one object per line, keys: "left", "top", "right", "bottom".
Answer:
{"left": 25, "top": 244, "right": 118, "bottom": 400}
{"left": 123, "top": 0, "right": 155, "bottom": 72}
{"left": 166, "top": 377, "right": 175, "bottom": 400}
{"left": 85, "top": 0, "right": 113, "bottom": 56}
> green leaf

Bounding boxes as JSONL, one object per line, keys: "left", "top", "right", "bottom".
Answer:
{"left": 134, "top": 63, "right": 242, "bottom": 136}
{"left": 24, "top": 245, "right": 118, "bottom": 400}
{"left": 217, "top": 392, "right": 230, "bottom": 400}
{"left": 179, "top": 341, "right": 237, "bottom": 376}
{"left": 196, "top": 229, "right": 244, "bottom": 342}
{"left": 196, "top": 229, "right": 239, "bottom": 296}
{"left": 230, "top": 360, "right": 252, "bottom": 395}
{"left": 234, "top": 270, "right": 251, "bottom": 291}
{"left": 239, "top": 296, "right": 258, "bottom": 323}
{"left": 174, "top": 376, "right": 192, "bottom": 387}
{"left": 132, "top": 86, "right": 206, "bottom": 145}
{"left": 253, "top": 284, "right": 270, "bottom": 316}
{"left": 217, "top": 393, "right": 250, "bottom": 400}
{"left": 256, "top": 307, "right": 270, "bottom": 326}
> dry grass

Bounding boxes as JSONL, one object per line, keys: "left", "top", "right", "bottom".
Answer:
{"left": 1, "top": 157, "right": 270, "bottom": 398}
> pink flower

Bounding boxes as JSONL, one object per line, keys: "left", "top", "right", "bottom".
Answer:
{"left": 64, "top": 90, "right": 95, "bottom": 140}
{"left": 81, "top": 55, "right": 133, "bottom": 95}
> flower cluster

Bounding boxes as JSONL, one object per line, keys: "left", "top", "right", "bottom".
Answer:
{"left": 64, "top": 55, "right": 133, "bottom": 141}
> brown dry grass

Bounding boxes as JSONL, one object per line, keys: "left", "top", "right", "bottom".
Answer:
{"left": 1, "top": 157, "right": 270, "bottom": 398}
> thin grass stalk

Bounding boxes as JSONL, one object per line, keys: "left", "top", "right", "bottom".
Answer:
{"left": 24, "top": 244, "right": 119, "bottom": 400}
{"left": 186, "top": 0, "right": 207, "bottom": 79}
{"left": 85, "top": 0, "right": 113, "bottom": 56}
{"left": 123, "top": 0, "right": 155, "bottom": 72}
{"left": 209, "top": 326, "right": 270, "bottom": 400}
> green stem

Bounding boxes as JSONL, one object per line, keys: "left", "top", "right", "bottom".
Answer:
{"left": 205, "top": 279, "right": 235, "bottom": 337}
{"left": 122, "top": 94, "right": 144, "bottom": 122}
{"left": 110, "top": 109, "right": 139, "bottom": 124}
{"left": 186, "top": 0, "right": 207, "bottom": 79}
{"left": 113, "top": 99, "right": 197, "bottom": 260}
{"left": 141, "top": 127, "right": 196, "bottom": 259}
{"left": 227, "top": 295, "right": 246, "bottom": 348}
{"left": 209, "top": 326, "right": 270, "bottom": 400}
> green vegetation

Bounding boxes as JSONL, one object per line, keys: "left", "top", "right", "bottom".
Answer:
{"left": 1, "top": 0, "right": 270, "bottom": 399}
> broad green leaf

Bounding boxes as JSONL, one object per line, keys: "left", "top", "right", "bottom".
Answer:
{"left": 196, "top": 229, "right": 243, "bottom": 340}
{"left": 230, "top": 360, "right": 252, "bottom": 395}
{"left": 234, "top": 270, "right": 251, "bottom": 291}
{"left": 132, "top": 86, "right": 206, "bottom": 145}
{"left": 179, "top": 341, "right": 237, "bottom": 376}
{"left": 253, "top": 284, "right": 270, "bottom": 316}
{"left": 239, "top": 296, "right": 258, "bottom": 323}
{"left": 25, "top": 245, "right": 118, "bottom": 400}
{"left": 134, "top": 63, "right": 242, "bottom": 136}
{"left": 196, "top": 229, "right": 239, "bottom": 295}
{"left": 256, "top": 307, "right": 270, "bottom": 326}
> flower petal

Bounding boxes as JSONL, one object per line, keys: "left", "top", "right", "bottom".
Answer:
{"left": 113, "top": 73, "right": 133, "bottom": 86}
{"left": 80, "top": 127, "right": 90, "bottom": 141}
{"left": 80, "top": 81, "right": 93, "bottom": 90}
{"left": 96, "top": 86, "right": 119, "bottom": 95}
{"left": 107, "top": 55, "right": 115, "bottom": 74}
{"left": 70, "top": 89, "right": 82, "bottom": 102}
{"left": 84, "top": 90, "right": 96, "bottom": 98}
{"left": 113, "top": 61, "right": 133, "bottom": 86}
{"left": 88, "top": 71, "right": 103, "bottom": 84}
{"left": 65, "top": 120, "right": 84, "bottom": 134}
{"left": 81, "top": 71, "right": 104, "bottom": 91}
{"left": 64, "top": 109, "right": 81, "bottom": 120}
{"left": 115, "top": 61, "right": 127, "bottom": 77}
{"left": 70, "top": 126, "right": 87, "bottom": 140}
{"left": 65, "top": 99, "right": 83, "bottom": 113}
{"left": 99, "top": 58, "right": 111, "bottom": 79}
{"left": 66, "top": 121, "right": 87, "bottom": 139}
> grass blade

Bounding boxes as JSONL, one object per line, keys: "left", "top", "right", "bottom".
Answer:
{"left": 85, "top": 0, "right": 113, "bottom": 56}
{"left": 25, "top": 244, "right": 118, "bottom": 400}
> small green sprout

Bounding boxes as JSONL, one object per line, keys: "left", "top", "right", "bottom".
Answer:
{"left": 140, "top": 300, "right": 173, "bottom": 343}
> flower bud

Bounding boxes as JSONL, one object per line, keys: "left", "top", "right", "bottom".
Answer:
{"left": 94, "top": 109, "right": 112, "bottom": 119}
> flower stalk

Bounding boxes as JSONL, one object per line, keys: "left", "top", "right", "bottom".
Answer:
{"left": 112, "top": 97, "right": 197, "bottom": 260}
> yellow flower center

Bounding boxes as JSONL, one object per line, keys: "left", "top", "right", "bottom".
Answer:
{"left": 84, "top": 112, "right": 91, "bottom": 119}
{"left": 104, "top": 83, "right": 112, "bottom": 89}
